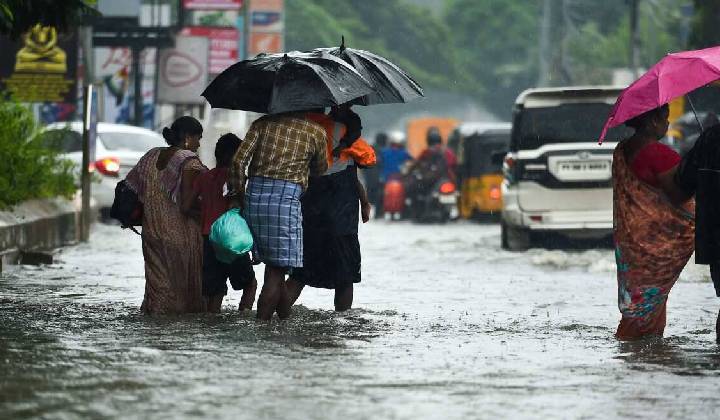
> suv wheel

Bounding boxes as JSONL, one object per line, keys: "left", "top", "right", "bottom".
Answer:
{"left": 501, "top": 221, "right": 531, "bottom": 251}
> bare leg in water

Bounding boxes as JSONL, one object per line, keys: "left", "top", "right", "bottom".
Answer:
{"left": 256, "top": 265, "right": 290, "bottom": 320}
{"left": 716, "top": 309, "right": 720, "bottom": 344}
{"left": 334, "top": 283, "right": 353, "bottom": 312}
{"left": 285, "top": 277, "right": 305, "bottom": 306}
{"left": 238, "top": 279, "right": 257, "bottom": 311}
{"left": 206, "top": 295, "right": 224, "bottom": 313}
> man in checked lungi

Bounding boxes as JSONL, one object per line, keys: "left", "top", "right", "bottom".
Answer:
{"left": 229, "top": 112, "right": 328, "bottom": 321}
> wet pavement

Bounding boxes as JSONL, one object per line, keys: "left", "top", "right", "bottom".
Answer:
{"left": 1, "top": 221, "right": 720, "bottom": 419}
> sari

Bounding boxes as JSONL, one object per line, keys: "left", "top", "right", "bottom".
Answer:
{"left": 613, "top": 142, "right": 695, "bottom": 339}
{"left": 126, "top": 148, "right": 207, "bottom": 314}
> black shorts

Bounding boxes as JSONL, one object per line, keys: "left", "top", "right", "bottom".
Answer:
{"left": 202, "top": 236, "right": 255, "bottom": 297}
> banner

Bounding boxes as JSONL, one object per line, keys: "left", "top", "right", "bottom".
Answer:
{"left": 0, "top": 25, "right": 78, "bottom": 103}
{"left": 251, "top": 10, "right": 282, "bottom": 32}
{"left": 157, "top": 36, "right": 210, "bottom": 104}
{"left": 184, "top": 0, "right": 243, "bottom": 10}
{"left": 247, "top": 0, "right": 283, "bottom": 56}
{"left": 94, "top": 47, "right": 157, "bottom": 127}
{"left": 181, "top": 27, "right": 239, "bottom": 75}
{"left": 248, "top": 32, "right": 282, "bottom": 56}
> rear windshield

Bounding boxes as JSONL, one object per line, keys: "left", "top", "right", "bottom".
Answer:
{"left": 100, "top": 131, "right": 165, "bottom": 152}
{"left": 40, "top": 129, "right": 82, "bottom": 153}
{"left": 512, "top": 103, "right": 634, "bottom": 150}
{"left": 462, "top": 133, "right": 509, "bottom": 175}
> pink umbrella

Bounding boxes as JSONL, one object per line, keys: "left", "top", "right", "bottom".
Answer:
{"left": 599, "top": 45, "right": 720, "bottom": 143}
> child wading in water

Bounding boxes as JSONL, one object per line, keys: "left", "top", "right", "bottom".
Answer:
{"left": 192, "top": 133, "right": 257, "bottom": 313}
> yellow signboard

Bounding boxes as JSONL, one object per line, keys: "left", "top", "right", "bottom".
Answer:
{"left": 1, "top": 25, "right": 78, "bottom": 103}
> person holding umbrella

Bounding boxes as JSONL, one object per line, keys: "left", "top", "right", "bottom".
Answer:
{"left": 203, "top": 51, "right": 375, "bottom": 321}
{"left": 228, "top": 113, "right": 328, "bottom": 321}
{"left": 285, "top": 105, "right": 376, "bottom": 311}
{"left": 612, "top": 105, "right": 694, "bottom": 340}
{"left": 593, "top": 47, "right": 720, "bottom": 340}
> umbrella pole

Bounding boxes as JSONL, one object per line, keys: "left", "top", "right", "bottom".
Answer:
{"left": 687, "top": 94, "right": 704, "bottom": 132}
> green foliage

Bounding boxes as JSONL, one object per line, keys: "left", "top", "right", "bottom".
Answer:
{"left": 0, "top": 0, "right": 98, "bottom": 38}
{"left": 285, "top": 0, "right": 468, "bottom": 95}
{"left": 0, "top": 100, "right": 76, "bottom": 209}
{"left": 444, "top": 0, "right": 540, "bottom": 114}
{"left": 287, "top": 0, "right": 692, "bottom": 118}
{"left": 689, "top": 0, "right": 720, "bottom": 48}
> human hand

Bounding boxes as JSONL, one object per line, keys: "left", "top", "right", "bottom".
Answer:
{"left": 361, "top": 201, "right": 371, "bottom": 223}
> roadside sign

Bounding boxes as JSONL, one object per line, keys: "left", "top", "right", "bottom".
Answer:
{"left": 248, "top": 32, "right": 282, "bottom": 56}
{"left": 180, "top": 27, "right": 238, "bottom": 75}
{"left": 248, "top": 0, "right": 282, "bottom": 12}
{"left": 0, "top": 26, "right": 78, "bottom": 104}
{"left": 184, "top": 0, "right": 242, "bottom": 10}
{"left": 251, "top": 11, "right": 282, "bottom": 32}
{"left": 157, "top": 36, "right": 209, "bottom": 104}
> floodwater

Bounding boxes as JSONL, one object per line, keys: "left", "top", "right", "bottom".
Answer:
{"left": 1, "top": 222, "right": 719, "bottom": 419}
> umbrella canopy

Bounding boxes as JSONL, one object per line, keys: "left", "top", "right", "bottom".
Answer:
{"left": 312, "top": 39, "right": 424, "bottom": 105}
{"left": 202, "top": 50, "right": 374, "bottom": 114}
{"left": 599, "top": 45, "right": 720, "bottom": 142}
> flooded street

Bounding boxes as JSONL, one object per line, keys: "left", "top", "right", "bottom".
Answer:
{"left": 2, "top": 221, "right": 720, "bottom": 419}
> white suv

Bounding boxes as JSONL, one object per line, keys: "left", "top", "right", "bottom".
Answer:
{"left": 501, "top": 86, "right": 633, "bottom": 250}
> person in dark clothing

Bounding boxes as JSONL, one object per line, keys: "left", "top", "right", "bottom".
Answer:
{"left": 414, "top": 127, "right": 458, "bottom": 182}
{"left": 192, "top": 133, "right": 257, "bottom": 313}
{"left": 675, "top": 122, "right": 720, "bottom": 342}
{"left": 364, "top": 132, "right": 387, "bottom": 218}
{"left": 286, "top": 105, "right": 375, "bottom": 312}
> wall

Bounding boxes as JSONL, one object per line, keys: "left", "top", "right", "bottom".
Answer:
{"left": 0, "top": 198, "right": 80, "bottom": 272}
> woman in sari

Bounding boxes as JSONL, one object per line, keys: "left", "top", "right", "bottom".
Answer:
{"left": 613, "top": 104, "right": 695, "bottom": 340}
{"left": 125, "top": 116, "right": 207, "bottom": 314}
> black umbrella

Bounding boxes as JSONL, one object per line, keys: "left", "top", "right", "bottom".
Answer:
{"left": 312, "top": 38, "right": 424, "bottom": 106}
{"left": 202, "top": 50, "right": 374, "bottom": 114}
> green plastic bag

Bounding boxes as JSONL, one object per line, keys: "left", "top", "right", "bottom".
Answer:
{"left": 209, "top": 208, "right": 254, "bottom": 264}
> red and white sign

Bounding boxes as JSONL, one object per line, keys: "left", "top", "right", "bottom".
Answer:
{"left": 181, "top": 27, "right": 239, "bottom": 74}
{"left": 248, "top": 32, "right": 282, "bottom": 56}
{"left": 157, "top": 36, "right": 209, "bottom": 104}
{"left": 183, "top": 0, "right": 242, "bottom": 10}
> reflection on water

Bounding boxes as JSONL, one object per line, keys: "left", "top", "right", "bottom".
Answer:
{"left": 2, "top": 222, "right": 720, "bottom": 419}
{"left": 616, "top": 338, "right": 720, "bottom": 375}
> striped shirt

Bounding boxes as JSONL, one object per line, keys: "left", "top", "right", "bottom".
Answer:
{"left": 230, "top": 114, "right": 328, "bottom": 192}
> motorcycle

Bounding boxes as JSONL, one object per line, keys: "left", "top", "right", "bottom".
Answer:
{"left": 404, "top": 170, "right": 458, "bottom": 223}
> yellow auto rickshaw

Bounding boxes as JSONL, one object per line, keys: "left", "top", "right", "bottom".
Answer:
{"left": 453, "top": 122, "right": 511, "bottom": 219}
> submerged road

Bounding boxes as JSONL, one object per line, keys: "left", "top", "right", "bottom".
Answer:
{"left": 1, "top": 221, "right": 719, "bottom": 419}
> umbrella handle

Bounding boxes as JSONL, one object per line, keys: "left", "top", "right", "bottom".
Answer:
{"left": 687, "top": 94, "right": 704, "bottom": 133}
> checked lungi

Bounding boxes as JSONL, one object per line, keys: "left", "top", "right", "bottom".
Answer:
{"left": 244, "top": 177, "right": 304, "bottom": 268}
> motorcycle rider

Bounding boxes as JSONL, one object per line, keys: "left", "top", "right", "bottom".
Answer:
{"left": 404, "top": 127, "right": 458, "bottom": 219}
{"left": 411, "top": 127, "right": 458, "bottom": 184}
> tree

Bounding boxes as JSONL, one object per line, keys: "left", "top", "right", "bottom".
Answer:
{"left": 444, "top": 0, "right": 540, "bottom": 116}
{"left": 285, "top": 0, "right": 467, "bottom": 96}
{"left": 689, "top": 0, "right": 720, "bottom": 48}
{"left": 0, "top": 0, "right": 98, "bottom": 38}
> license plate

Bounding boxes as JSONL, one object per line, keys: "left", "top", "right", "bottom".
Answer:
{"left": 556, "top": 160, "right": 610, "bottom": 181}
{"left": 439, "top": 195, "right": 456, "bottom": 204}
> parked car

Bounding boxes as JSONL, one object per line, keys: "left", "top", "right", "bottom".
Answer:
{"left": 501, "top": 86, "right": 634, "bottom": 250}
{"left": 42, "top": 122, "right": 166, "bottom": 216}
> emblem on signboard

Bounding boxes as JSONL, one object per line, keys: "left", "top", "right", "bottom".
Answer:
{"left": 15, "top": 25, "right": 67, "bottom": 73}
